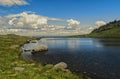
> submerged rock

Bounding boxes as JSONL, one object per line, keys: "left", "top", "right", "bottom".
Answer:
{"left": 54, "top": 62, "right": 68, "bottom": 70}
{"left": 32, "top": 45, "right": 48, "bottom": 54}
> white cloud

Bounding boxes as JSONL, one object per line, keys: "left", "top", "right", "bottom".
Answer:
{"left": 8, "top": 18, "right": 17, "bottom": 25}
{"left": 55, "top": 26, "right": 65, "bottom": 29}
{"left": 0, "top": 0, "right": 28, "bottom": 6}
{"left": 0, "top": 16, "right": 4, "bottom": 23}
{"left": 67, "top": 19, "right": 80, "bottom": 26}
{"left": 0, "top": 12, "right": 83, "bottom": 36}
{"left": 6, "top": 12, "right": 60, "bottom": 29}
{"left": 0, "top": 16, "right": 7, "bottom": 28}
{"left": 95, "top": 21, "right": 106, "bottom": 27}
{"left": 67, "top": 26, "right": 72, "bottom": 29}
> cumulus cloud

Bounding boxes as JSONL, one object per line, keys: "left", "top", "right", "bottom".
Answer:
{"left": 67, "top": 19, "right": 80, "bottom": 26}
{"left": 6, "top": 12, "right": 60, "bottom": 29}
{"left": 0, "top": 12, "right": 82, "bottom": 36}
{"left": 0, "top": 16, "right": 7, "bottom": 28}
{"left": 0, "top": 16, "right": 4, "bottom": 23}
{"left": 0, "top": 0, "right": 28, "bottom": 6}
{"left": 95, "top": 21, "right": 106, "bottom": 27}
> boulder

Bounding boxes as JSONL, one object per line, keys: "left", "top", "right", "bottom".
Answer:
{"left": 32, "top": 45, "right": 48, "bottom": 54}
{"left": 54, "top": 62, "right": 67, "bottom": 70}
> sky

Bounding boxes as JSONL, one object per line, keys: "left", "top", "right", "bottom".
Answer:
{"left": 0, "top": 0, "right": 120, "bottom": 36}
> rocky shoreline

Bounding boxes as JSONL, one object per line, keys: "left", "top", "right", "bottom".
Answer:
{"left": 22, "top": 39, "right": 48, "bottom": 54}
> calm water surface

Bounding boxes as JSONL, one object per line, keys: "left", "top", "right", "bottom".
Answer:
{"left": 22, "top": 38, "right": 120, "bottom": 79}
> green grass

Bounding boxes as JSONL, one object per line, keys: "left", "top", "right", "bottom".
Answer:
{"left": 88, "top": 27, "right": 120, "bottom": 38}
{"left": 0, "top": 35, "right": 84, "bottom": 79}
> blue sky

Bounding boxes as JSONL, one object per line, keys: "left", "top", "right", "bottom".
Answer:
{"left": 1, "top": 0, "right": 120, "bottom": 25}
{"left": 0, "top": 0, "right": 120, "bottom": 26}
{"left": 0, "top": 0, "right": 120, "bottom": 36}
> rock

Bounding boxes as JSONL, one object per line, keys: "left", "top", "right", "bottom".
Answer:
{"left": 32, "top": 45, "right": 48, "bottom": 54}
{"left": 54, "top": 62, "right": 67, "bottom": 70}
{"left": 14, "top": 67, "right": 24, "bottom": 71}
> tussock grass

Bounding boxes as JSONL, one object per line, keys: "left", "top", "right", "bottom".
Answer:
{"left": 0, "top": 35, "right": 81, "bottom": 79}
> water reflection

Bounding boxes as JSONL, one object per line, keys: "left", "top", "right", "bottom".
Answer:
{"left": 96, "top": 39, "right": 120, "bottom": 46}
{"left": 22, "top": 38, "right": 120, "bottom": 79}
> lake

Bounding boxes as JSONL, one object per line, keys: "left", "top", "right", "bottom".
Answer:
{"left": 22, "top": 38, "right": 120, "bottom": 79}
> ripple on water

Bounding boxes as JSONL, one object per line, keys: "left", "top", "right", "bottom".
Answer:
{"left": 21, "top": 38, "right": 120, "bottom": 79}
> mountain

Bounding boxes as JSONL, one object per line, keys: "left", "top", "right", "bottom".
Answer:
{"left": 88, "top": 20, "right": 120, "bottom": 38}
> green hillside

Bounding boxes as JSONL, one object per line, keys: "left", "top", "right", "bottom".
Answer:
{"left": 88, "top": 20, "right": 120, "bottom": 38}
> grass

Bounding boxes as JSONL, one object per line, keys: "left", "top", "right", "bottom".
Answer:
{"left": 88, "top": 27, "right": 120, "bottom": 38}
{"left": 0, "top": 35, "right": 84, "bottom": 79}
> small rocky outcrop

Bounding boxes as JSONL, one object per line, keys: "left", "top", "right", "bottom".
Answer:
{"left": 32, "top": 45, "right": 48, "bottom": 54}
{"left": 54, "top": 62, "right": 68, "bottom": 70}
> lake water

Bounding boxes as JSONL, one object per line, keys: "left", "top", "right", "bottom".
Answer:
{"left": 22, "top": 38, "right": 120, "bottom": 79}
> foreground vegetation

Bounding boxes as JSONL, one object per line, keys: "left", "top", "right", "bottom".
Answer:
{"left": 0, "top": 35, "right": 85, "bottom": 79}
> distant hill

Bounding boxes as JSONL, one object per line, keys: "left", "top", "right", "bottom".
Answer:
{"left": 88, "top": 20, "right": 120, "bottom": 38}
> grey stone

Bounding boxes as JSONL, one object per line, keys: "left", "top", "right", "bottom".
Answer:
{"left": 54, "top": 62, "right": 67, "bottom": 69}
{"left": 32, "top": 45, "right": 48, "bottom": 53}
